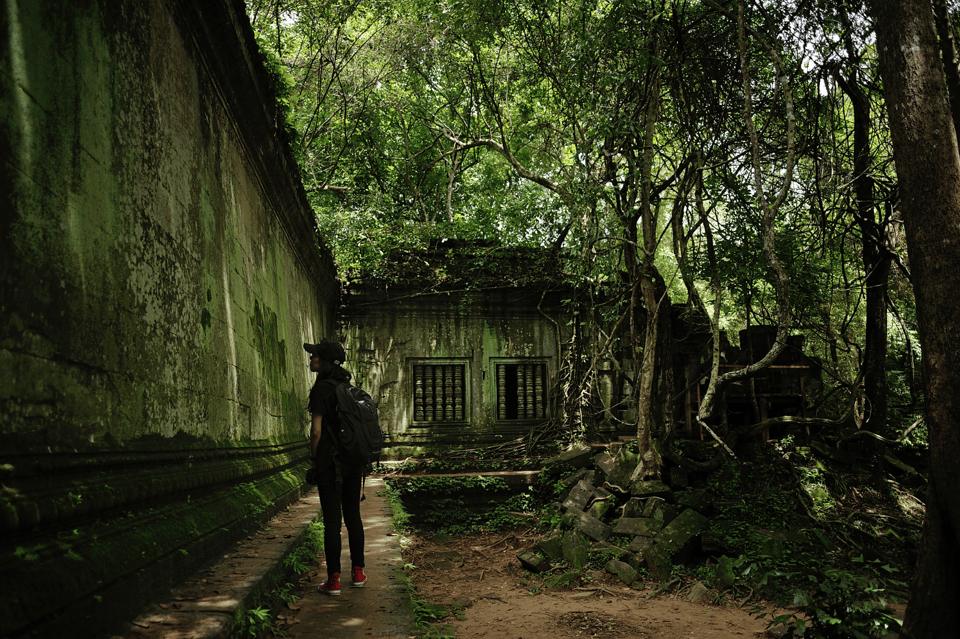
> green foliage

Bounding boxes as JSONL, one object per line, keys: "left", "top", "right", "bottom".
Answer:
{"left": 746, "top": 553, "right": 905, "bottom": 639}
{"left": 386, "top": 476, "right": 541, "bottom": 535}
{"left": 238, "top": 606, "right": 273, "bottom": 638}
{"left": 283, "top": 521, "right": 324, "bottom": 574}
{"left": 250, "top": 33, "right": 299, "bottom": 155}
{"left": 702, "top": 451, "right": 801, "bottom": 556}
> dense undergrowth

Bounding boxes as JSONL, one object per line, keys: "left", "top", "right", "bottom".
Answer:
{"left": 386, "top": 436, "right": 924, "bottom": 639}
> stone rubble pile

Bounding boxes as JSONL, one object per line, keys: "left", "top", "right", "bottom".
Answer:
{"left": 517, "top": 445, "right": 713, "bottom": 588}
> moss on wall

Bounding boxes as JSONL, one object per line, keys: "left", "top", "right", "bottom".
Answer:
{"left": 0, "top": 0, "right": 337, "bottom": 635}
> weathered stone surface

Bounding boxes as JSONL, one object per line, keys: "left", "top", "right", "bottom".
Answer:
{"left": 715, "top": 555, "right": 736, "bottom": 590}
{"left": 686, "top": 581, "right": 717, "bottom": 603}
{"left": 594, "top": 452, "right": 615, "bottom": 479}
{"left": 589, "top": 540, "right": 626, "bottom": 557}
{"left": 517, "top": 551, "right": 552, "bottom": 573}
{"left": 588, "top": 498, "right": 614, "bottom": 521}
{"left": 654, "top": 508, "right": 709, "bottom": 556}
{"left": 645, "top": 509, "right": 709, "bottom": 580}
{"left": 622, "top": 497, "right": 646, "bottom": 518}
{"left": 560, "top": 468, "right": 593, "bottom": 491}
{"left": 605, "top": 559, "right": 638, "bottom": 585}
{"left": 613, "top": 517, "right": 663, "bottom": 538}
{"left": 628, "top": 535, "right": 653, "bottom": 554}
{"left": 562, "top": 480, "right": 594, "bottom": 511}
{"left": 566, "top": 509, "right": 612, "bottom": 542}
{"left": 645, "top": 545, "right": 673, "bottom": 582}
{"left": 535, "top": 530, "right": 565, "bottom": 561}
{"left": 2, "top": 1, "right": 342, "bottom": 634}
{"left": 642, "top": 497, "right": 679, "bottom": 525}
{"left": 547, "top": 447, "right": 596, "bottom": 470}
{"left": 624, "top": 552, "right": 644, "bottom": 572}
{"left": 605, "top": 448, "right": 639, "bottom": 490}
{"left": 629, "top": 480, "right": 673, "bottom": 500}
{"left": 562, "top": 530, "right": 590, "bottom": 570}
{"left": 593, "top": 486, "right": 613, "bottom": 501}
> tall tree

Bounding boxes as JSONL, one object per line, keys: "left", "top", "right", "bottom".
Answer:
{"left": 868, "top": 0, "right": 960, "bottom": 635}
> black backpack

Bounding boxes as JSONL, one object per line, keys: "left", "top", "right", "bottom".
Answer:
{"left": 331, "top": 381, "right": 383, "bottom": 469}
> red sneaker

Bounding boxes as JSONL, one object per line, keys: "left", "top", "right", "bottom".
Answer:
{"left": 351, "top": 566, "right": 367, "bottom": 588}
{"left": 319, "top": 572, "right": 341, "bottom": 595}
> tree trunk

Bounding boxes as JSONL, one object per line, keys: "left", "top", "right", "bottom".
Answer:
{"left": 833, "top": 58, "right": 891, "bottom": 480}
{"left": 868, "top": 0, "right": 960, "bottom": 635}
{"left": 634, "top": 39, "right": 663, "bottom": 480}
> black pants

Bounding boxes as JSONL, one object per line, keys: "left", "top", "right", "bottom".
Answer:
{"left": 316, "top": 459, "right": 365, "bottom": 577}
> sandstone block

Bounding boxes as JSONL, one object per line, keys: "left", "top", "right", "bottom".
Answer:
{"left": 605, "top": 559, "right": 638, "bottom": 585}
{"left": 613, "top": 517, "right": 663, "bottom": 538}
{"left": 562, "top": 529, "right": 590, "bottom": 570}
{"left": 629, "top": 479, "right": 673, "bottom": 500}
{"left": 562, "top": 479, "right": 594, "bottom": 511}
{"left": 517, "top": 550, "right": 551, "bottom": 573}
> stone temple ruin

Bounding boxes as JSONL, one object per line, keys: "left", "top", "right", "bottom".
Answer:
{"left": 519, "top": 445, "right": 732, "bottom": 595}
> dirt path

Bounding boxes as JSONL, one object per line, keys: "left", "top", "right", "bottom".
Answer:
{"left": 274, "top": 478, "right": 773, "bottom": 639}
{"left": 404, "top": 530, "right": 773, "bottom": 639}
{"left": 276, "top": 477, "right": 416, "bottom": 638}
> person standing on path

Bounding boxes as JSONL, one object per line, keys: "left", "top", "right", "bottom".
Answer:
{"left": 304, "top": 338, "right": 367, "bottom": 595}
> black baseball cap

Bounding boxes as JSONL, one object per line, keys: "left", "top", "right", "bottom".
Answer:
{"left": 304, "top": 338, "right": 346, "bottom": 365}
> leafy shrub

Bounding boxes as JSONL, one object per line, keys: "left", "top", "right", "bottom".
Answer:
{"left": 745, "top": 552, "right": 905, "bottom": 638}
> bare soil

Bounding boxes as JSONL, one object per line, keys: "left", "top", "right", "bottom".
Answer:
{"left": 402, "top": 528, "right": 775, "bottom": 639}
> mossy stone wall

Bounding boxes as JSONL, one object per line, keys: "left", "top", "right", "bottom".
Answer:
{"left": 0, "top": 0, "right": 336, "bottom": 636}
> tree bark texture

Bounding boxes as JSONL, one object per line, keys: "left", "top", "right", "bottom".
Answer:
{"left": 868, "top": 0, "right": 960, "bottom": 635}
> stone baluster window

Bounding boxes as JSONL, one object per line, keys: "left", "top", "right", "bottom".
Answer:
{"left": 413, "top": 361, "right": 467, "bottom": 423}
{"left": 495, "top": 361, "right": 547, "bottom": 421}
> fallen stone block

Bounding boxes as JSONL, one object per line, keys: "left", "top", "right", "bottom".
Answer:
{"left": 642, "top": 497, "right": 679, "bottom": 525}
{"left": 593, "top": 486, "right": 613, "bottom": 500}
{"left": 622, "top": 497, "right": 646, "bottom": 518}
{"left": 686, "top": 581, "right": 717, "bottom": 603}
{"left": 629, "top": 479, "right": 673, "bottom": 500}
{"left": 559, "top": 469, "right": 595, "bottom": 494}
{"left": 646, "top": 508, "right": 709, "bottom": 581}
{"left": 605, "top": 447, "right": 639, "bottom": 490}
{"left": 562, "top": 480, "right": 594, "bottom": 511}
{"left": 546, "top": 447, "right": 596, "bottom": 470}
{"left": 535, "top": 529, "right": 565, "bottom": 561}
{"left": 588, "top": 497, "right": 614, "bottom": 521}
{"left": 562, "top": 529, "right": 590, "bottom": 570}
{"left": 605, "top": 559, "right": 638, "bottom": 586}
{"left": 716, "top": 555, "right": 736, "bottom": 590}
{"left": 517, "top": 550, "right": 552, "bottom": 573}
{"left": 565, "top": 508, "right": 612, "bottom": 542}
{"left": 613, "top": 517, "right": 663, "bottom": 538}
{"left": 628, "top": 535, "right": 653, "bottom": 554}
{"left": 589, "top": 540, "right": 627, "bottom": 557}
{"left": 594, "top": 452, "right": 615, "bottom": 479}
